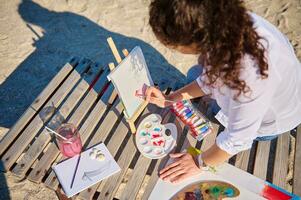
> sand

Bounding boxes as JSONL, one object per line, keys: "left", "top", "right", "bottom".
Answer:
{"left": 0, "top": 0, "right": 300, "bottom": 199}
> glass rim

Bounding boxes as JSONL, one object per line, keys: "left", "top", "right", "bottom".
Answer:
{"left": 56, "top": 123, "right": 79, "bottom": 142}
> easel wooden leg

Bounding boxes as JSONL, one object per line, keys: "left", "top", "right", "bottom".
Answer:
{"left": 128, "top": 120, "right": 137, "bottom": 134}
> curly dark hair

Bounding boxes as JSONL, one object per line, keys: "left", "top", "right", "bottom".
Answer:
{"left": 149, "top": 0, "right": 268, "bottom": 97}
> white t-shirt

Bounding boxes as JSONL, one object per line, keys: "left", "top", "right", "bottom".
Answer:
{"left": 196, "top": 13, "right": 301, "bottom": 155}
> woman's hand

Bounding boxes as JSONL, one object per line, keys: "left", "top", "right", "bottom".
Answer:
{"left": 159, "top": 153, "right": 202, "bottom": 184}
{"left": 145, "top": 86, "right": 173, "bottom": 107}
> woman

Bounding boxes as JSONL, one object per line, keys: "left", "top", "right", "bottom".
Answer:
{"left": 145, "top": 0, "right": 301, "bottom": 184}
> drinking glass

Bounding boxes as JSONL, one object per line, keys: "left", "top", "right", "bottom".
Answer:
{"left": 56, "top": 123, "right": 82, "bottom": 157}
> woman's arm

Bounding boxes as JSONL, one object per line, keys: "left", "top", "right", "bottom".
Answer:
{"left": 168, "top": 80, "right": 207, "bottom": 102}
{"left": 145, "top": 80, "right": 207, "bottom": 107}
{"left": 158, "top": 143, "right": 231, "bottom": 184}
{"left": 201, "top": 143, "right": 232, "bottom": 166}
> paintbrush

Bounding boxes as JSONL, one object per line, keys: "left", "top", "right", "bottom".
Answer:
{"left": 70, "top": 154, "right": 81, "bottom": 189}
{"left": 135, "top": 94, "right": 178, "bottom": 104}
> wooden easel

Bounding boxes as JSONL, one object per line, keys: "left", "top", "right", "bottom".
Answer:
{"left": 106, "top": 37, "right": 148, "bottom": 134}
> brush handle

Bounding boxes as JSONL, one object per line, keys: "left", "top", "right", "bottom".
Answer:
{"left": 70, "top": 154, "right": 81, "bottom": 188}
{"left": 136, "top": 94, "right": 177, "bottom": 103}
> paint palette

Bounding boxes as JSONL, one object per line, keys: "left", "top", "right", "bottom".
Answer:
{"left": 171, "top": 181, "right": 240, "bottom": 200}
{"left": 171, "top": 100, "right": 213, "bottom": 141}
{"left": 136, "top": 114, "right": 177, "bottom": 159}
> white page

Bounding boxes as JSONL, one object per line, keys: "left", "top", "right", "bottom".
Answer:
{"left": 107, "top": 46, "right": 154, "bottom": 118}
{"left": 52, "top": 143, "right": 121, "bottom": 198}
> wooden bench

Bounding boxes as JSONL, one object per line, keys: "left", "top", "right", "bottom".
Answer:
{"left": 0, "top": 43, "right": 300, "bottom": 199}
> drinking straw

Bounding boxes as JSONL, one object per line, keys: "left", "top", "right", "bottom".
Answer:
{"left": 45, "top": 126, "right": 70, "bottom": 141}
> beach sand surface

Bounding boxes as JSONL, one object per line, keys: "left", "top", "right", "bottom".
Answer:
{"left": 0, "top": 0, "right": 300, "bottom": 199}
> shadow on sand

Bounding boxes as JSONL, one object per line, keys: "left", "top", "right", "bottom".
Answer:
{"left": 0, "top": 0, "right": 187, "bottom": 129}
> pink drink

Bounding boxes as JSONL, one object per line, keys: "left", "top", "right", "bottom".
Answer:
{"left": 56, "top": 123, "right": 82, "bottom": 158}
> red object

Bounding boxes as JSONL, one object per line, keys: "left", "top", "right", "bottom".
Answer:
{"left": 175, "top": 104, "right": 184, "bottom": 110}
{"left": 187, "top": 120, "right": 196, "bottom": 126}
{"left": 261, "top": 185, "right": 291, "bottom": 200}
{"left": 171, "top": 107, "right": 181, "bottom": 115}
{"left": 175, "top": 102, "right": 184, "bottom": 107}
{"left": 170, "top": 107, "right": 180, "bottom": 117}
{"left": 152, "top": 139, "right": 165, "bottom": 146}
{"left": 174, "top": 112, "right": 180, "bottom": 117}
{"left": 190, "top": 129, "right": 198, "bottom": 138}
{"left": 157, "top": 140, "right": 164, "bottom": 146}
{"left": 152, "top": 133, "right": 161, "bottom": 138}
{"left": 180, "top": 116, "right": 187, "bottom": 123}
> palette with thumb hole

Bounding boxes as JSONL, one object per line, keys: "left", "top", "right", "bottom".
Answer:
{"left": 136, "top": 114, "right": 177, "bottom": 159}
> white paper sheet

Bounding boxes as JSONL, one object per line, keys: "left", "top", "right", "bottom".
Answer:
{"left": 52, "top": 143, "right": 121, "bottom": 198}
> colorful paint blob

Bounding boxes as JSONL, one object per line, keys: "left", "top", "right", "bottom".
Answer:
{"left": 139, "top": 137, "right": 148, "bottom": 145}
{"left": 144, "top": 122, "right": 152, "bottom": 128}
{"left": 154, "top": 127, "right": 162, "bottom": 132}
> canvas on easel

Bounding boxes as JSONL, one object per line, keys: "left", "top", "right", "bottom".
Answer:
{"left": 107, "top": 46, "right": 154, "bottom": 125}
{"left": 107, "top": 46, "right": 153, "bottom": 118}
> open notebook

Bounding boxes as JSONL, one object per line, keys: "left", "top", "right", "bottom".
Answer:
{"left": 52, "top": 143, "right": 120, "bottom": 197}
